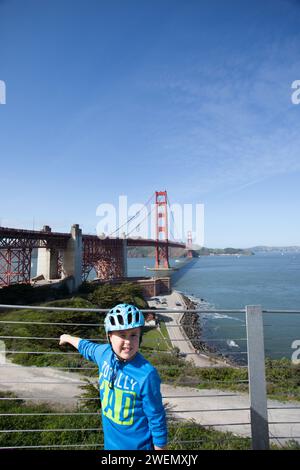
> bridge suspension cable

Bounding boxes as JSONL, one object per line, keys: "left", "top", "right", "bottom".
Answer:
{"left": 107, "top": 192, "right": 155, "bottom": 238}
{"left": 125, "top": 203, "right": 156, "bottom": 238}
{"left": 166, "top": 193, "right": 183, "bottom": 243}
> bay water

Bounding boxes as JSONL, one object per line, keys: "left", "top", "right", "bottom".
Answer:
{"left": 128, "top": 253, "right": 300, "bottom": 364}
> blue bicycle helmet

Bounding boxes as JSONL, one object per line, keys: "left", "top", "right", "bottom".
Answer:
{"left": 104, "top": 303, "right": 145, "bottom": 333}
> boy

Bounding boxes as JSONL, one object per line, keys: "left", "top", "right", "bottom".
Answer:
{"left": 59, "top": 303, "right": 167, "bottom": 450}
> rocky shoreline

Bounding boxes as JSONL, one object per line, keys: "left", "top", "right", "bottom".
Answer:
{"left": 179, "top": 292, "right": 237, "bottom": 366}
{"left": 179, "top": 293, "right": 215, "bottom": 355}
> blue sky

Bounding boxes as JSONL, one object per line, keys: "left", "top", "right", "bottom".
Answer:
{"left": 1, "top": 0, "right": 300, "bottom": 247}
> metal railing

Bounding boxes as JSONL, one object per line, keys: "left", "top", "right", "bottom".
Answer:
{"left": 0, "top": 303, "right": 299, "bottom": 450}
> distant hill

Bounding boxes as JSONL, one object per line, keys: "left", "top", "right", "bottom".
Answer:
{"left": 249, "top": 246, "right": 300, "bottom": 253}
{"left": 127, "top": 244, "right": 300, "bottom": 258}
{"left": 127, "top": 246, "right": 253, "bottom": 257}
{"left": 127, "top": 246, "right": 186, "bottom": 258}
{"left": 195, "top": 247, "right": 254, "bottom": 256}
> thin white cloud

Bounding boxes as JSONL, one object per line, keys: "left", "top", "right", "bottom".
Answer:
{"left": 142, "top": 35, "right": 300, "bottom": 197}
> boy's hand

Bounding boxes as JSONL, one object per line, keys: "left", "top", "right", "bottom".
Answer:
{"left": 59, "top": 334, "right": 70, "bottom": 346}
{"left": 59, "top": 334, "right": 81, "bottom": 350}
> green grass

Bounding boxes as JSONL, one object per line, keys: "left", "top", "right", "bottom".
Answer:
{"left": 0, "top": 392, "right": 102, "bottom": 449}
{"left": 0, "top": 297, "right": 105, "bottom": 372}
{"left": 141, "top": 326, "right": 171, "bottom": 351}
{"left": 159, "top": 321, "right": 173, "bottom": 349}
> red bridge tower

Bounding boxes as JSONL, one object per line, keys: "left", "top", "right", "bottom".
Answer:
{"left": 187, "top": 230, "right": 193, "bottom": 258}
{"left": 155, "top": 190, "right": 170, "bottom": 269}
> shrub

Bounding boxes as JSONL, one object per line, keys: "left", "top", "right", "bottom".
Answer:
{"left": 88, "top": 282, "right": 147, "bottom": 309}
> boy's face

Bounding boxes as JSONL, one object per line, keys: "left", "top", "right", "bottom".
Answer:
{"left": 109, "top": 327, "right": 141, "bottom": 361}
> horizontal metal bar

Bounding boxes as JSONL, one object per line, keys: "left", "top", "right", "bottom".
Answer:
{"left": 0, "top": 444, "right": 103, "bottom": 449}
{"left": 265, "top": 351, "right": 298, "bottom": 355}
{"left": 0, "top": 408, "right": 254, "bottom": 417}
{"left": 167, "top": 418, "right": 250, "bottom": 425}
{"left": 0, "top": 363, "right": 246, "bottom": 373}
{"left": 0, "top": 335, "right": 249, "bottom": 343}
{"left": 0, "top": 320, "right": 208, "bottom": 329}
{"left": 264, "top": 324, "right": 300, "bottom": 328}
{"left": 1, "top": 304, "right": 300, "bottom": 314}
{"left": 0, "top": 412, "right": 100, "bottom": 416}
{"left": 268, "top": 406, "right": 300, "bottom": 410}
{"left": 0, "top": 336, "right": 105, "bottom": 341}
{"left": 153, "top": 337, "right": 248, "bottom": 342}
{"left": 0, "top": 428, "right": 101, "bottom": 434}
{"left": 0, "top": 393, "right": 240, "bottom": 401}
{"left": 0, "top": 320, "right": 103, "bottom": 327}
{"left": 0, "top": 304, "right": 109, "bottom": 313}
{"left": 0, "top": 377, "right": 249, "bottom": 385}
{"left": 0, "top": 439, "right": 227, "bottom": 449}
{"left": 168, "top": 416, "right": 236, "bottom": 422}
{"left": 4, "top": 349, "right": 226, "bottom": 356}
{"left": 184, "top": 351, "right": 248, "bottom": 356}
{"left": 164, "top": 394, "right": 240, "bottom": 398}
{"left": 0, "top": 424, "right": 254, "bottom": 433}
{"left": 268, "top": 422, "right": 300, "bottom": 424}
{"left": 168, "top": 438, "right": 242, "bottom": 444}
{"left": 163, "top": 379, "right": 249, "bottom": 384}
{"left": 262, "top": 310, "right": 300, "bottom": 314}
{"left": 184, "top": 422, "right": 251, "bottom": 427}
{"left": 0, "top": 380, "right": 90, "bottom": 384}
{"left": 0, "top": 320, "right": 248, "bottom": 331}
{"left": 166, "top": 408, "right": 250, "bottom": 413}
{"left": 0, "top": 365, "right": 97, "bottom": 370}
{"left": 0, "top": 380, "right": 248, "bottom": 386}
{"left": 4, "top": 351, "right": 80, "bottom": 355}
{"left": 0, "top": 304, "right": 198, "bottom": 314}
{"left": 0, "top": 397, "right": 99, "bottom": 401}
{"left": 196, "top": 338, "right": 247, "bottom": 342}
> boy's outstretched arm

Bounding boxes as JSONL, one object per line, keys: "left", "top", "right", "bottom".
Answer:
{"left": 59, "top": 334, "right": 82, "bottom": 350}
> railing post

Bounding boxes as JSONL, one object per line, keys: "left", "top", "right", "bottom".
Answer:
{"left": 246, "top": 305, "right": 269, "bottom": 450}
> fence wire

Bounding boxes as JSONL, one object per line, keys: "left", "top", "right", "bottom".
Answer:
{"left": 0, "top": 304, "right": 299, "bottom": 450}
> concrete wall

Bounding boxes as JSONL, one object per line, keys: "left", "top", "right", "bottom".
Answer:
{"left": 61, "top": 224, "right": 82, "bottom": 290}
{"left": 36, "top": 248, "right": 59, "bottom": 280}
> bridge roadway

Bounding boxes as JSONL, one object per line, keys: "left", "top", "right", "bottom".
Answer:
{"left": 0, "top": 226, "right": 185, "bottom": 249}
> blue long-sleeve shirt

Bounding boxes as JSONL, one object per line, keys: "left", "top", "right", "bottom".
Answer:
{"left": 78, "top": 339, "right": 167, "bottom": 450}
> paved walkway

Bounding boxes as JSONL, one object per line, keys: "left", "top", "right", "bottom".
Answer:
{"left": 147, "top": 291, "right": 228, "bottom": 368}
{"left": 162, "top": 383, "right": 300, "bottom": 445}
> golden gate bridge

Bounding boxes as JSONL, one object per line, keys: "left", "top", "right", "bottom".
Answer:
{"left": 0, "top": 191, "right": 195, "bottom": 288}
